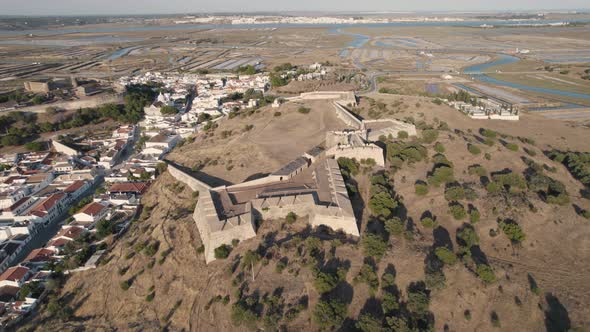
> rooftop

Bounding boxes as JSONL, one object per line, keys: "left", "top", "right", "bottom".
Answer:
{"left": 0, "top": 266, "right": 29, "bottom": 282}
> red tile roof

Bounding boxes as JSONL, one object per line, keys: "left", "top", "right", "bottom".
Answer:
{"left": 48, "top": 238, "right": 70, "bottom": 248}
{"left": 5, "top": 197, "right": 30, "bottom": 212}
{"left": 109, "top": 182, "right": 149, "bottom": 194}
{"left": 64, "top": 180, "right": 87, "bottom": 193}
{"left": 30, "top": 192, "right": 65, "bottom": 214}
{"left": 0, "top": 266, "right": 29, "bottom": 282}
{"left": 24, "top": 248, "right": 55, "bottom": 263}
{"left": 77, "top": 202, "right": 106, "bottom": 216}
{"left": 55, "top": 226, "right": 85, "bottom": 240}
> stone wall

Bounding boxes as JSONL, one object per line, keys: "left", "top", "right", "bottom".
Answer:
{"left": 332, "top": 102, "right": 363, "bottom": 129}
{"left": 167, "top": 163, "right": 212, "bottom": 193}
{"left": 364, "top": 119, "right": 418, "bottom": 141}
{"left": 326, "top": 144, "right": 385, "bottom": 167}
{"left": 193, "top": 190, "right": 257, "bottom": 263}
{"left": 51, "top": 140, "right": 79, "bottom": 157}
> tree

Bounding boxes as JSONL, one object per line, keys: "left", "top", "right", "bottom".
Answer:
{"left": 356, "top": 312, "right": 382, "bottom": 332}
{"left": 398, "top": 131, "right": 409, "bottom": 139}
{"left": 362, "top": 233, "right": 388, "bottom": 259}
{"left": 421, "top": 217, "right": 436, "bottom": 228}
{"left": 428, "top": 166, "right": 454, "bottom": 187}
{"left": 314, "top": 271, "right": 339, "bottom": 294}
{"left": 445, "top": 186, "right": 465, "bottom": 201}
{"left": 449, "top": 203, "right": 467, "bottom": 220}
{"left": 214, "top": 244, "right": 232, "bottom": 259}
{"left": 242, "top": 250, "right": 261, "bottom": 281}
{"left": 313, "top": 299, "right": 348, "bottom": 330}
{"left": 434, "top": 247, "right": 457, "bottom": 265}
{"left": 369, "top": 192, "right": 398, "bottom": 217}
{"left": 96, "top": 219, "right": 114, "bottom": 239}
{"left": 384, "top": 217, "right": 404, "bottom": 236}
{"left": 499, "top": 220, "right": 526, "bottom": 243}
{"left": 160, "top": 105, "right": 179, "bottom": 115}
{"left": 457, "top": 225, "right": 479, "bottom": 248}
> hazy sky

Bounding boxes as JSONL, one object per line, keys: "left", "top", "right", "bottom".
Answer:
{"left": 1, "top": 0, "right": 588, "bottom": 15}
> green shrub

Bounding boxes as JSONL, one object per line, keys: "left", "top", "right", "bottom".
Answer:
{"left": 421, "top": 217, "right": 437, "bottom": 228}
{"left": 397, "top": 131, "right": 409, "bottom": 139}
{"left": 214, "top": 244, "right": 232, "bottom": 259}
{"left": 120, "top": 280, "right": 131, "bottom": 291}
{"left": 298, "top": 107, "right": 311, "bottom": 114}
{"left": 286, "top": 212, "right": 297, "bottom": 224}
{"left": 428, "top": 166, "right": 455, "bottom": 187}
{"left": 470, "top": 208, "right": 481, "bottom": 224}
{"left": 449, "top": 203, "right": 467, "bottom": 220}
{"left": 146, "top": 292, "right": 155, "bottom": 302}
{"left": 480, "top": 128, "right": 497, "bottom": 138}
{"left": 464, "top": 310, "right": 472, "bottom": 321}
{"left": 582, "top": 210, "right": 590, "bottom": 219}
{"left": 499, "top": 220, "right": 526, "bottom": 243}
{"left": 468, "top": 144, "right": 481, "bottom": 155}
{"left": 445, "top": 185, "right": 465, "bottom": 201}
{"left": 415, "top": 183, "right": 429, "bottom": 196}
{"left": 354, "top": 263, "right": 379, "bottom": 293}
{"left": 273, "top": 112, "right": 281, "bottom": 117}
{"left": 457, "top": 225, "right": 479, "bottom": 248}
{"left": 505, "top": 143, "right": 519, "bottom": 151}
{"left": 421, "top": 129, "right": 439, "bottom": 144}
{"left": 434, "top": 142, "right": 445, "bottom": 153}
{"left": 275, "top": 260, "right": 287, "bottom": 273}
{"left": 468, "top": 165, "right": 487, "bottom": 177}
{"left": 485, "top": 153, "right": 492, "bottom": 160}
{"left": 435, "top": 247, "right": 457, "bottom": 265}
{"left": 477, "top": 264, "right": 496, "bottom": 284}
{"left": 384, "top": 217, "right": 404, "bottom": 236}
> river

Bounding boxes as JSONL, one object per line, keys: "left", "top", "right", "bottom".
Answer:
{"left": 463, "top": 54, "right": 590, "bottom": 101}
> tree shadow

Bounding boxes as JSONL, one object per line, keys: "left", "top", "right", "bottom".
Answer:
{"left": 544, "top": 293, "right": 571, "bottom": 332}
{"left": 433, "top": 226, "right": 453, "bottom": 250}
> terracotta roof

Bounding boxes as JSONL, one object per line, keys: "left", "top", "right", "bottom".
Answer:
{"left": 5, "top": 197, "right": 30, "bottom": 212}
{"left": 30, "top": 192, "right": 65, "bottom": 214}
{"left": 24, "top": 248, "right": 55, "bottom": 263}
{"left": 109, "top": 182, "right": 148, "bottom": 194}
{"left": 48, "top": 238, "right": 70, "bottom": 248}
{"left": 64, "top": 180, "right": 87, "bottom": 193}
{"left": 0, "top": 266, "right": 29, "bottom": 282}
{"left": 77, "top": 202, "right": 106, "bottom": 216}
{"left": 55, "top": 226, "right": 85, "bottom": 240}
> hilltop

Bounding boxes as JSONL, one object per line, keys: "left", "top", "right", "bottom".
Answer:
{"left": 20, "top": 94, "right": 590, "bottom": 332}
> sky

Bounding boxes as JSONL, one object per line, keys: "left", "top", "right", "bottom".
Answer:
{"left": 1, "top": 0, "right": 588, "bottom": 16}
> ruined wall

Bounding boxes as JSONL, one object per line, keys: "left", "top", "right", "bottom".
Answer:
{"left": 167, "top": 163, "right": 212, "bottom": 193}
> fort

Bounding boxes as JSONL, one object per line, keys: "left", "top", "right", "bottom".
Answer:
{"left": 168, "top": 92, "right": 417, "bottom": 263}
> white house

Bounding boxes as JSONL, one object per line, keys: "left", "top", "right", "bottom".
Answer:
{"left": 73, "top": 202, "right": 109, "bottom": 226}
